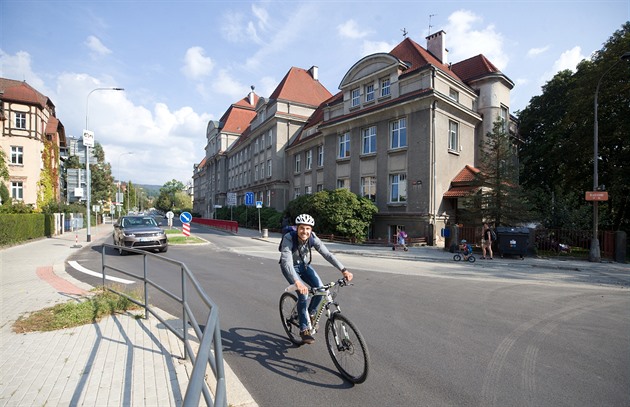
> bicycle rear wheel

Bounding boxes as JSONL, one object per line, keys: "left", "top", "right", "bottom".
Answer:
{"left": 279, "top": 292, "right": 302, "bottom": 346}
{"left": 325, "top": 313, "right": 370, "bottom": 384}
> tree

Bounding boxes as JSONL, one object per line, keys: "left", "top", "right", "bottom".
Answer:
{"left": 155, "top": 179, "right": 186, "bottom": 212}
{"left": 0, "top": 146, "right": 9, "bottom": 181}
{"left": 518, "top": 22, "right": 630, "bottom": 230}
{"left": 284, "top": 189, "right": 378, "bottom": 242}
{"left": 462, "top": 119, "right": 532, "bottom": 227}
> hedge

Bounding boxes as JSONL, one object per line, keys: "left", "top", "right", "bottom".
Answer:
{"left": 0, "top": 213, "right": 53, "bottom": 246}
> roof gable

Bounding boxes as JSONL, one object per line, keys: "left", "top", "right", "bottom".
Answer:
{"left": 451, "top": 54, "right": 500, "bottom": 82}
{"left": 389, "top": 37, "right": 463, "bottom": 83}
{"left": 0, "top": 78, "right": 51, "bottom": 109}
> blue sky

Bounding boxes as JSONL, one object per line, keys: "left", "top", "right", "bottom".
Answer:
{"left": 1, "top": 1, "right": 628, "bottom": 186}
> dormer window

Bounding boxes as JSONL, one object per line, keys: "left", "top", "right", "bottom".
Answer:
{"left": 351, "top": 88, "right": 360, "bottom": 107}
{"left": 380, "top": 78, "right": 390, "bottom": 97}
{"left": 449, "top": 88, "right": 459, "bottom": 102}
{"left": 365, "top": 84, "right": 375, "bottom": 102}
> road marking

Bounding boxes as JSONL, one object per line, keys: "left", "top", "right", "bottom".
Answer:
{"left": 68, "top": 260, "right": 134, "bottom": 284}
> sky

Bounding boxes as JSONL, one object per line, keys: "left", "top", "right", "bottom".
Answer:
{"left": 1, "top": 1, "right": 628, "bottom": 186}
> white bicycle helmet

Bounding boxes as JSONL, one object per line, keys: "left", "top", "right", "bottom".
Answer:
{"left": 295, "top": 213, "right": 315, "bottom": 226}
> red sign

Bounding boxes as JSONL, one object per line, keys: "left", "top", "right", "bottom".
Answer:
{"left": 585, "top": 191, "right": 609, "bottom": 201}
{"left": 182, "top": 223, "right": 190, "bottom": 237}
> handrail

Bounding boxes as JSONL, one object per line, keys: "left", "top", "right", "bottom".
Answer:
{"left": 100, "top": 243, "right": 227, "bottom": 407}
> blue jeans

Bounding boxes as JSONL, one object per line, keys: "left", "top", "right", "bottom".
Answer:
{"left": 293, "top": 263, "right": 324, "bottom": 331}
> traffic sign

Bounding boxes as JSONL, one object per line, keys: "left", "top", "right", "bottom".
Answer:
{"left": 82, "top": 130, "right": 94, "bottom": 147}
{"left": 227, "top": 192, "right": 237, "bottom": 206}
{"left": 166, "top": 211, "right": 174, "bottom": 219}
{"left": 180, "top": 211, "right": 192, "bottom": 223}
{"left": 256, "top": 201, "right": 263, "bottom": 209}
{"left": 245, "top": 192, "right": 255, "bottom": 206}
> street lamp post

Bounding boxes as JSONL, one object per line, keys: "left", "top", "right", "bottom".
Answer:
{"left": 85, "top": 87, "right": 124, "bottom": 242}
{"left": 589, "top": 51, "right": 630, "bottom": 262}
{"left": 117, "top": 152, "right": 134, "bottom": 218}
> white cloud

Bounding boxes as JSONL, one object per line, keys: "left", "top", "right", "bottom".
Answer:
{"left": 361, "top": 40, "right": 397, "bottom": 57}
{"left": 0, "top": 49, "right": 49, "bottom": 93}
{"left": 338, "top": 19, "right": 370, "bottom": 39}
{"left": 181, "top": 46, "right": 214, "bottom": 80}
{"left": 221, "top": 4, "right": 268, "bottom": 45}
{"left": 444, "top": 10, "right": 508, "bottom": 70}
{"left": 527, "top": 46, "right": 550, "bottom": 58}
{"left": 535, "top": 46, "right": 585, "bottom": 89}
{"left": 211, "top": 69, "right": 250, "bottom": 101}
{"left": 85, "top": 35, "right": 112, "bottom": 58}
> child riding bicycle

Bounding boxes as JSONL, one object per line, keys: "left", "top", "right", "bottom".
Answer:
{"left": 459, "top": 239, "right": 473, "bottom": 261}
{"left": 279, "top": 214, "right": 352, "bottom": 344}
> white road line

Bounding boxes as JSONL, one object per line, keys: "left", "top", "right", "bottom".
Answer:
{"left": 68, "top": 260, "right": 134, "bottom": 284}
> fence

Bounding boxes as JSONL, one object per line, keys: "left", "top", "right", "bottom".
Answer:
{"left": 192, "top": 217, "right": 238, "bottom": 233}
{"left": 454, "top": 226, "right": 617, "bottom": 259}
{"left": 101, "top": 244, "right": 226, "bottom": 407}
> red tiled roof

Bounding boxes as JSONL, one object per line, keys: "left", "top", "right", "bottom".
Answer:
{"left": 389, "top": 38, "right": 463, "bottom": 83}
{"left": 0, "top": 78, "right": 50, "bottom": 109}
{"left": 219, "top": 94, "right": 258, "bottom": 134}
{"left": 451, "top": 54, "right": 501, "bottom": 82}
{"left": 269, "top": 67, "right": 332, "bottom": 106}
{"left": 444, "top": 165, "right": 482, "bottom": 198}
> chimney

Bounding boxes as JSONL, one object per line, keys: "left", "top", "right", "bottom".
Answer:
{"left": 308, "top": 66, "right": 319, "bottom": 81}
{"left": 426, "top": 30, "right": 447, "bottom": 64}
{"left": 249, "top": 85, "right": 255, "bottom": 105}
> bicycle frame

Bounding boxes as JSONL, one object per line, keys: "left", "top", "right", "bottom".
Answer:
{"left": 308, "top": 286, "right": 340, "bottom": 332}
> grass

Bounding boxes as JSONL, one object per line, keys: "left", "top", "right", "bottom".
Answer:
{"left": 12, "top": 286, "right": 142, "bottom": 333}
{"left": 168, "top": 235, "right": 206, "bottom": 244}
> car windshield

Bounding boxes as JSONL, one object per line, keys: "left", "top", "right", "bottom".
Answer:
{"left": 122, "top": 217, "right": 157, "bottom": 228}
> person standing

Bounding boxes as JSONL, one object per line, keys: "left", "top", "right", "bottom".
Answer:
{"left": 481, "top": 223, "right": 494, "bottom": 259}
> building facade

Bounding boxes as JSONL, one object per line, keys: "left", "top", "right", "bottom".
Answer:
{"left": 194, "top": 32, "right": 515, "bottom": 246}
{"left": 0, "top": 78, "right": 67, "bottom": 208}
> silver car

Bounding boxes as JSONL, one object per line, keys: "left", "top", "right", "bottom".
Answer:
{"left": 113, "top": 216, "right": 168, "bottom": 255}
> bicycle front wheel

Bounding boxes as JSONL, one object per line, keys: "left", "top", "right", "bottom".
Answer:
{"left": 279, "top": 292, "right": 302, "bottom": 346}
{"left": 325, "top": 313, "right": 370, "bottom": 384}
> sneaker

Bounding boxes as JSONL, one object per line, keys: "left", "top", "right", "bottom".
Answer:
{"left": 300, "top": 329, "right": 315, "bottom": 344}
{"left": 489, "top": 257, "right": 493, "bottom": 260}
{"left": 480, "top": 256, "right": 486, "bottom": 259}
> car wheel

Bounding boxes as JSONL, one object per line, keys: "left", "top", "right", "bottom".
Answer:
{"left": 159, "top": 246, "right": 168, "bottom": 253}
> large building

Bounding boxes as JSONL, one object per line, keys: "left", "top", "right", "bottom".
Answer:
{"left": 193, "top": 32, "right": 516, "bottom": 246}
{"left": 0, "top": 78, "right": 67, "bottom": 208}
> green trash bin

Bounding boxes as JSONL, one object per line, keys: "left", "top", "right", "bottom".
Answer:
{"left": 496, "top": 227, "right": 530, "bottom": 259}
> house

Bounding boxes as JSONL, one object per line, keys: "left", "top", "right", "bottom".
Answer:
{"left": 195, "top": 31, "right": 516, "bottom": 246}
{"left": 0, "top": 78, "right": 67, "bottom": 208}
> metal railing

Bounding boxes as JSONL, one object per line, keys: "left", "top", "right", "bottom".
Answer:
{"left": 100, "top": 243, "right": 226, "bottom": 407}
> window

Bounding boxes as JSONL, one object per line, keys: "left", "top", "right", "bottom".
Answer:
{"left": 500, "top": 106, "right": 509, "bottom": 133}
{"left": 294, "top": 154, "right": 301, "bottom": 173}
{"left": 316, "top": 184, "right": 324, "bottom": 192}
{"left": 267, "top": 160, "right": 272, "bottom": 177}
{"left": 337, "top": 178, "right": 350, "bottom": 190}
{"left": 361, "top": 176, "right": 376, "bottom": 202}
{"left": 317, "top": 145, "right": 324, "bottom": 166}
{"left": 260, "top": 135, "right": 265, "bottom": 149}
{"left": 305, "top": 185, "right": 312, "bottom": 195}
{"left": 15, "top": 113, "right": 26, "bottom": 129}
{"left": 268, "top": 130, "right": 273, "bottom": 148}
{"left": 254, "top": 139, "right": 259, "bottom": 152}
{"left": 351, "top": 88, "right": 360, "bottom": 107}
{"left": 389, "top": 173, "right": 407, "bottom": 203}
{"left": 11, "top": 181, "right": 23, "bottom": 200}
{"left": 362, "top": 126, "right": 376, "bottom": 154}
{"left": 380, "top": 78, "right": 390, "bottom": 97}
{"left": 266, "top": 190, "right": 271, "bottom": 206}
{"left": 365, "top": 84, "right": 374, "bottom": 102}
{"left": 449, "top": 88, "right": 459, "bottom": 102}
{"left": 254, "top": 165, "right": 259, "bottom": 181}
{"left": 339, "top": 133, "right": 350, "bottom": 158}
{"left": 11, "top": 146, "right": 23, "bottom": 165}
{"left": 448, "top": 120, "right": 459, "bottom": 152}
{"left": 305, "top": 150, "right": 312, "bottom": 170}
{"left": 294, "top": 187, "right": 301, "bottom": 199}
{"left": 390, "top": 118, "right": 407, "bottom": 149}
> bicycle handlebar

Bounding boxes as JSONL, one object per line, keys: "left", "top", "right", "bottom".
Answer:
{"left": 309, "top": 278, "right": 349, "bottom": 294}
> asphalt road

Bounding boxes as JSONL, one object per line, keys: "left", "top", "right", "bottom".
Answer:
{"left": 67, "top": 225, "right": 630, "bottom": 407}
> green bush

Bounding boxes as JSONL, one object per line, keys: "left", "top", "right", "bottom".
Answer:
{"left": 0, "top": 213, "right": 46, "bottom": 246}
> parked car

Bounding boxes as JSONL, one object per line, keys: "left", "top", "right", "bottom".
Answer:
{"left": 113, "top": 215, "right": 168, "bottom": 255}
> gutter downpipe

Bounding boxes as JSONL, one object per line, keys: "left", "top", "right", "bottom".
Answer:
{"left": 430, "top": 68, "right": 437, "bottom": 245}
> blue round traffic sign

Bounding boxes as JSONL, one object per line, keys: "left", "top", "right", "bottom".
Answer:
{"left": 179, "top": 211, "right": 192, "bottom": 223}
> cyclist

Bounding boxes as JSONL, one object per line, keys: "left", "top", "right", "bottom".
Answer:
{"left": 459, "top": 239, "right": 472, "bottom": 261}
{"left": 279, "top": 214, "right": 353, "bottom": 344}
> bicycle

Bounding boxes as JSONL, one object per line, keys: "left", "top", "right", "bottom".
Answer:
{"left": 453, "top": 252, "right": 476, "bottom": 262}
{"left": 279, "top": 278, "right": 370, "bottom": 384}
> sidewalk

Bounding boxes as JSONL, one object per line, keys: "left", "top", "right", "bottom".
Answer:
{"left": 0, "top": 224, "right": 255, "bottom": 407}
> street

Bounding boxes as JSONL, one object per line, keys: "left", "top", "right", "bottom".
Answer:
{"left": 66, "top": 225, "right": 630, "bottom": 407}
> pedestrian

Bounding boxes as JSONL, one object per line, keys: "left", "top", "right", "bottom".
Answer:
{"left": 481, "top": 223, "right": 494, "bottom": 259}
{"left": 396, "top": 228, "right": 408, "bottom": 251}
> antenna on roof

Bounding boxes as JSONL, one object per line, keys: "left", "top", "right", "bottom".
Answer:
{"left": 401, "top": 28, "right": 408, "bottom": 38}
{"left": 428, "top": 14, "right": 437, "bottom": 35}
